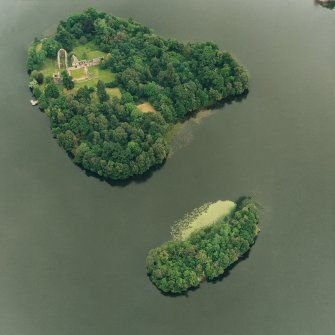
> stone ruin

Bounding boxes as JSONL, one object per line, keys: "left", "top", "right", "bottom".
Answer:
{"left": 53, "top": 48, "right": 104, "bottom": 83}
{"left": 57, "top": 48, "right": 68, "bottom": 70}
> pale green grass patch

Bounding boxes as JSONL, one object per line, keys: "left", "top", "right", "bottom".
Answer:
{"left": 39, "top": 57, "right": 57, "bottom": 77}
{"left": 171, "top": 200, "right": 237, "bottom": 240}
{"left": 36, "top": 43, "right": 43, "bottom": 52}
{"left": 72, "top": 42, "right": 107, "bottom": 60}
{"left": 74, "top": 67, "right": 115, "bottom": 88}
{"left": 71, "top": 68, "right": 86, "bottom": 79}
{"left": 106, "top": 88, "right": 122, "bottom": 99}
{"left": 137, "top": 102, "right": 156, "bottom": 113}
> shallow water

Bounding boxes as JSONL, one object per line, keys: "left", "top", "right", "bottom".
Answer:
{"left": 0, "top": 0, "right": 335, "bottom": 334}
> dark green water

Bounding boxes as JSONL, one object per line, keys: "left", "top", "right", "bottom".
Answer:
{"left": 1, "top": 0, "right": 335, "bottom": 334}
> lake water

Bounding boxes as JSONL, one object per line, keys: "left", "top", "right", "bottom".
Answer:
{"left": 0, "top": 0, "right": 335, "bottom": 334}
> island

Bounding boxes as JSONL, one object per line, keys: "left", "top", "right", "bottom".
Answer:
{"left": 316, "top": 0, "right": 335, "bottom": 8}
{"left": 146, "top": 197, "right": 260, "bottom": 294}
{"left": 27, "top": 8, "right": 249, "bottom": 180}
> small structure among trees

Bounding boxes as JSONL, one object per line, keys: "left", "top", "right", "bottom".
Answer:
{"left": 71, "top": 55, "right": 80, "bottom": 67}
{"left": 70, "top": 54, "right": 103, "bottom": 69}
{"left": 53, "top": 48, "right": 104, "bottom": 83}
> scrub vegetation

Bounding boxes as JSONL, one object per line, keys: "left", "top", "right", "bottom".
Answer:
{"left": 146, "top": 197, "right": 260, "bottom": 294}
{"left": 27, "top": 8, "right": 249, "bottom": 180}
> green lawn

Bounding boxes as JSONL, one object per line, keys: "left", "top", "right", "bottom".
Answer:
{"left": 71, "top": 68, "right": 86, "bottom": 79}
{"left": 39, "top": 58, "right": 58, "bottom": 77}
{"left": 74, "top": 67, "right": 115, "bottom": 88}
{"left": 37, "top": 58, "right": 58, "bottom": 91}
{"left": 72, "top": 42, "right": 107, "bottom": 60}
{"left": 38, "top": 60, "right": 115, "bottom": 90}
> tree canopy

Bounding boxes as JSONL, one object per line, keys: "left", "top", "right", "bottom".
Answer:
{"left": 61, "top": 70, "right": 75, "bottom": 90}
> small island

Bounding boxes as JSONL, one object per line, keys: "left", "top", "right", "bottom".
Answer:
{"left": 27, "top": 8, "right": 249, "bottom": 180}
{"left": 316, "top": 0, "right": 335, "bottom": 9}
{"left": 146, "top": 197, "right": 260, "bottom": 294}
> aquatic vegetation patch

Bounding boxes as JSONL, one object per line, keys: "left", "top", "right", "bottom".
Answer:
{"left": 146, "top": 197, "right": 260, "bottom": 294}
{"left": 171, "top": 200, "right": 236, "bottom": 240}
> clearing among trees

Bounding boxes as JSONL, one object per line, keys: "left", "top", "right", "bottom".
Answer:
{"left": 137, "top": 102, "right": 156, "bottom": 113}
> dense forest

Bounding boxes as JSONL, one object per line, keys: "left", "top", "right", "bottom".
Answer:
{"left": 27, "top": 8, "right": 249, "bottom": 180}
{"left": 146, "top": 198, "right": 260, "bottom": 294}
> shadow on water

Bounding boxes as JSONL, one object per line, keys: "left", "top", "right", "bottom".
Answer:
{"left": 78, "top": 158, "right": 167, "bottom": 188}
{"left": 180, "top": 90, "right": 249, "bottom": 123}
{"left": 208, "top": 244, "right": 255, "bottom": 284}
{"left": 168, "top": 90, "right": 249, "bottom": 157}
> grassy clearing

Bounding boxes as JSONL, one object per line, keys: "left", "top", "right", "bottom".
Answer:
{"left": 171, "top": 200, "right": 237, "bottom": 240}
{"left": 39, "top": 58, "right": 58, "bottom": 77}
{"left": 106, "top": 88, "right": 122, "bottom": 99}
{"left": 72, "top": 42, "right": 107, "bottom": 60}
{"left": 38, "top": 61, "right": 115, "bottom": 89}
{"left": 90, "top": 67, "right": 115, "bottom": 82}
{"left": 70, "top": 68, "right": 86, "bottom": 79}
{"left": 75, "top": 67, "right": 115, "bottom": 88}
{"left": 34, "top": 42, "right": 115, "bottom": 94}
{"left": 64, "top": 87, "right": 77, "bottom": 95}
{"left": 137, "top": 102, "right": 156, "bottom": 113}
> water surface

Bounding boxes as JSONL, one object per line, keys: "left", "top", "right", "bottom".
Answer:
{"left": 0, "top": 0, "right": 335, "bottom": 334}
